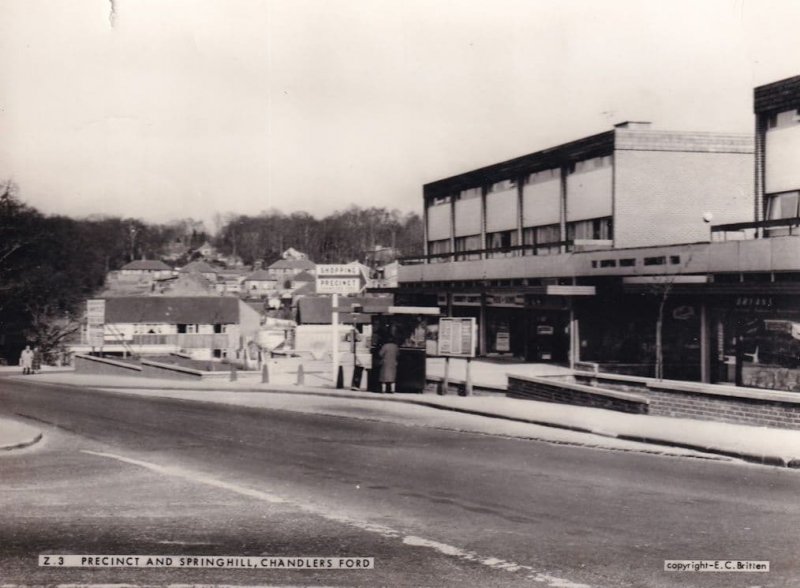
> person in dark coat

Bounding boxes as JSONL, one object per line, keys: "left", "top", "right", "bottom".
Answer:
{"left": 379, "top": 340, "right": 399, "bottom": 393}
{"left": 32, "top": 346, "right": 42, "bottom": 374}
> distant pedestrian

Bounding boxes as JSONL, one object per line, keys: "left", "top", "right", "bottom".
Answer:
{"left": 32, "top": 346, "right": 42, "bottom": 374}
{"left": 19, "top": 345, "right": 33, "bottom": 375}
{"left": 379, "top": 340, "right": 398, "bottom": 393}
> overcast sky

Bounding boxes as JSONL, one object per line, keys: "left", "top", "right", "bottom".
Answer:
{"left": 1, "top": 0, "right": 798, "bottom": 229}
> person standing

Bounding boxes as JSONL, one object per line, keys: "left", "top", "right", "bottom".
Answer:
{"left": 379, "top": 339, "right": 399, "bottom": 393}
{"left": 32, "top": 346, "right": 42, "bottom": 374}
{"left": 19, "top": 345, "right": 34, "bottom": 375}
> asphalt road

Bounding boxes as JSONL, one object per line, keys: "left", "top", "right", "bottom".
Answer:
{"left": 1, "top": 377, "right": 799, "bottom": 587}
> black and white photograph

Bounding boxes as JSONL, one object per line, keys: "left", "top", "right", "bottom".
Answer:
{"left": 2, "top": 1, "right": 800, "bottom": 586}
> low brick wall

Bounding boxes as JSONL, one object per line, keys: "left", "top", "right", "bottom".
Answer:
{"left": 75, "top": 354, "right": 142, "bottom": 377}
{"left": 572, "top": 369, "right": 800, "bottom": 430}
{"left": 507, "top": 375, "right": 649, "bottom": 415}
{"left": 646, "top": 382, "right": 800, "bottom": 430}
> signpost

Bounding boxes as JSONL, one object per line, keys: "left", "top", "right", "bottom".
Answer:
{"left": 86, "top": 299, "right": 106, "bottom": 352}
{"left": 437, "top": 317, "right": 477, "bottom": 396}
{"left": 316, "top": 265, "right": 367, "bottom": 388}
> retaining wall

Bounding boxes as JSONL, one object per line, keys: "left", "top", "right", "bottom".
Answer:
{"left": 506, "top": 374, "right": 649, "bottom": 415}
{"left": 74, "top": 354, "right": 142, "bottom": 377}
{"left": 570, "top": 369, "right": 800, "bottom": 430}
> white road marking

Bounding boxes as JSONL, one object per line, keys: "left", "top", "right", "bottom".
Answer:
{"left": 82, "top": 450, "right": 590, "bottom": 587}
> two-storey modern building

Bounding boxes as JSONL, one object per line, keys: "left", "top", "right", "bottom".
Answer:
{"left": 395, "top": 118, "right": 797, "bottom": 385}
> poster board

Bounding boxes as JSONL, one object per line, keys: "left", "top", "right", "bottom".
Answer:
{"left": 437, "top": 317, "right": 476, "bottom": 358}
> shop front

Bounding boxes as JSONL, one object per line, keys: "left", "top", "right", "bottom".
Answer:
{"left": 578, "top": 293, "right": 702, "bottom": 381}
{"left": 711, "top": 295, "right": 800, "bottom": 392}
{"left": 485, "top": 293, "right": 527, "bottom": 359}
{"left": 524, "top": 294, "right": 570, "bottom": 363}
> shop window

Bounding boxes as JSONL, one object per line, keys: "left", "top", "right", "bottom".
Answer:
{"left": 522, "top": 224, "right": 561, "bottom": 255}
{"left": 486, "top": 230, "right": 519, "bottom": 258}
{"left": 454, "top": 235, "right": 482, "bottom": 261}
{"left": 566, "top": 217, "right": 613, "bottom": 242}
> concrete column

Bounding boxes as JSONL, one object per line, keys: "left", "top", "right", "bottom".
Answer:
{"left": 422, "top": 196, "right": 430, "bottom": 258}
{"left": 479, "top": 295, "right": 487, "bottom": 356}
{"left": 754, "top": 115, "right": 767, "bottom": 237}
{"left": 700, "top": 301, "right": 710, "bottom": 383}
{"left": 449, "top": 196, "right": 456, "bottom": 258}
{"left": 559, "top": 165, "right": 569, "bottom": 253}
{"left": 569, "top": 304, "right": 578, "bottom": 370}
{"left": 516, "top": 175, "right": 524, "bottom": 253}
{"left": 480, "top": 187, "right": 488, "bottom": 258}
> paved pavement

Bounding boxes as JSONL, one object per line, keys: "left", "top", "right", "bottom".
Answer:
{"left": 0, "top": 417, "right": 43, "bottom": 450}
{"left": 5, "top": 361, "right": 800, "bottom": 467}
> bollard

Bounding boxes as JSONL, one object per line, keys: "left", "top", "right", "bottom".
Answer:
{"left": 336, "top": 365, "right": 344, "bottom": 389}
{"left": 261, "top": 362, "right": 269, "bottom": 384}
{"left": 296, "top": 363, "right": 305, "bottom": 385}
{"left": 351, "top": 365, "right": 363, "bottom": 391}
{"left": 229, "top": 363, "right": 238, "bottom": 382}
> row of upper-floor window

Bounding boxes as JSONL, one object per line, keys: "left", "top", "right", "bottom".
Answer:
{"left": 427, "top": 217, "right": 612, "bottom": 258}
{"left": 429, "top": 155, "right": 613, "bottom": 206}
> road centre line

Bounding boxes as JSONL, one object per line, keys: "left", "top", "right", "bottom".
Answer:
{"left": 81, "top": 450, "right": 590, "bottom": 587}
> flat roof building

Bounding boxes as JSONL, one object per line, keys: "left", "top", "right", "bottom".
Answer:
{"left": 393, "top": 114, "right": 800, "bottom": 390}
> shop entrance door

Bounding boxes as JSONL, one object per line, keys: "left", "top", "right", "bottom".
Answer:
{"left": 526, "top": 311, "right": 568, "bottom": 363}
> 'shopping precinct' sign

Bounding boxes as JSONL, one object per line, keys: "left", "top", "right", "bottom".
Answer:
{"left": 316, "top": 264, "right": 365, "bottom": 295}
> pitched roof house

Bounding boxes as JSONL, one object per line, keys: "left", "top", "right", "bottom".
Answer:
{"left": 74, "top": 296, "right": 262, "bottom": 361}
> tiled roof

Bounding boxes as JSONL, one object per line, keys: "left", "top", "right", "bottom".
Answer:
{"left": 104, "top": 296, "right": 241, "bottom": 324}
{"left": 292, "top": 270, "right": 315, "bottom": 282}
{"left": 120, "top": 260, "right": 172, "bottom": 271}
{"left": 245, "top": 270, "right": 275, "bottom": 281}
{"left": 179, "top": 260, "right": 217, "bottom": 274}
{"left": 268, "top": 258, "right": 316, "bottom": 270}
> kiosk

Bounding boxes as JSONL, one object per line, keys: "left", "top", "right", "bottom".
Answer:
{"left": 367, "top": 306, "right": 440, "bottom": 393}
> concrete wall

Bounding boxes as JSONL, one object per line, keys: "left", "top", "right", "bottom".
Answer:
{"left": 75, "top": 354, "right": 143, "bottom": 377}
{"left": 566, "top": 156, "right": 613, "bottom": 221}
{"left": 614, "top": 149, "right": 753, "bottom": 248}
{"left": 522, "top": 169, "right": 560, "bottom": 226}
{"left": 766, "top": 119, "right": 800, "bottom": 194}
{"left": 485, "top": 188, "right": 518, "bottom": 232}
{"left": 454, "top": 196, "right": 482, "bottom": 237}
{"left": 427, "top": 203, "right": 451, "bottom": 241}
